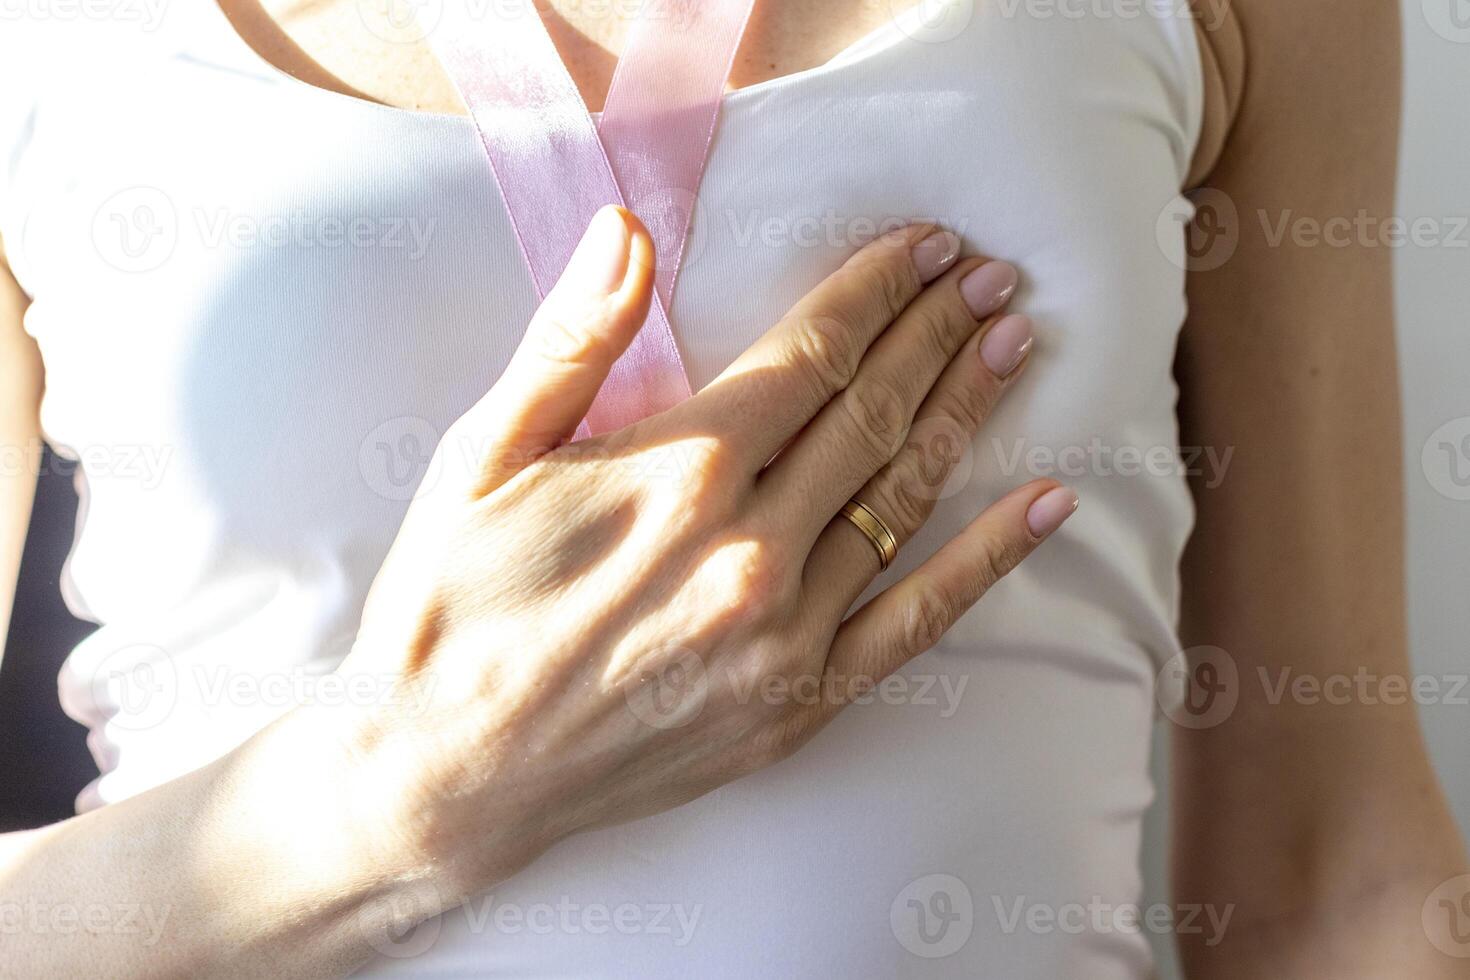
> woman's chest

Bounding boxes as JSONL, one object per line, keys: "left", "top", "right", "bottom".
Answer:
{"left": 14, "top": 9, "right": 1195, "bottom": 508}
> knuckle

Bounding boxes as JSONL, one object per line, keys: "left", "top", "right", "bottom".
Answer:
{"left": 752, "top": 710, "right": 817, "bottom": 767}
{"left": 844, "top": 252, "right": 918, "bottom": 319}
{"left": 872, "top": 459, "right": 932, "bottom": 534}
{"left": 673, "top": 439, "right": 737, "bottom": 501}
{"left": 940, "top": 368, "right": 1001, "bottom": 433}
{"left": 974, "top": 533, "right": 1030, "bottom": 591}
{"left": 902, "top": 417, "right": 970, "bottom": 499}
{"left": 703, "top": 536, "right": 793, "bottom": 626}
{"left": 788, "top": 314, "right": 861, "bottom": 396}
{"left": 635, "top": 433, "right": 742, "bottom": 530}
{"left": 901, "top": 581, "right": 955, "bottom": 656}
{"left": 532, "top": 304, "right": 615, "bottom": 368}
{"left": 841, "top": 377, "right": 911, "bottom": 463}
{"left": 722, "top": 657, "right": 793, "bottom": 737}
{"left": 907, "top": 298, "right": 966, "bottom": 364}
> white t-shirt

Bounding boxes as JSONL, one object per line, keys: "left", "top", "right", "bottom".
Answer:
{"left": 0, "top": 2, "right": 1203, "bottom": 975}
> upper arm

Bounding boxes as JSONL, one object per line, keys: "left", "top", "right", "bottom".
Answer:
{"left": 1178, "top": 6, "right": 1404, "bottom": 642}
{"left": 0, "top": 235, "right": 42, "bottom": 669}
{"left": 1173, "top": 0, "right": 1465, "bottom": 975}
{"left": 0, "top": 24, "right": 47, "bottom": 670}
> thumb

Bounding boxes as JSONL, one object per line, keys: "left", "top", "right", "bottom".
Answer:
{"left": 458, "top": 205, "right": 656, "bottom": 495}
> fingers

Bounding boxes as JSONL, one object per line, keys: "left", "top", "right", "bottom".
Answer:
{"left": 760, "top": 257, "right": 1021, "bottom": 552}
{"left": 452, "top": 206, "right": 657, "bottom": 496}
{"left": 687, "top": 224, "right": 960, "bottom": 467}
{"left": 799, "top": 311, "right": 1034, "bottom": 622}
{"left": 810, "top": 480, "right": 1078, "bottom": 722}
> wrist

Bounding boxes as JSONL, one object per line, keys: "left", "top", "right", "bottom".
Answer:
{"left": 306, "top": 686, "right": 550, "bottom": 906}
{"left": 284, "top": 698, "right": 452, "bottom": 891}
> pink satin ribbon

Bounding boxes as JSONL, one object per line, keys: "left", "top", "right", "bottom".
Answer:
{"left": 429, "top": 0, "right": 754, "bottom": 436}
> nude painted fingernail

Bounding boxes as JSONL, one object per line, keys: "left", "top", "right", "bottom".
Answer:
{"left": 960, "top": 260, "right": 1018, "bottom": 317}
{"left": 562, "top": 205, "right": 632, "bottom": 296}
{"left": 979, "top": 314, "right": 1033, "bottom": 378}
{"left": 1026, "top": 486, "right": 1079, "bottom": 537}
{"left": 912, "top": 230, "right": 961, "bottom": 282}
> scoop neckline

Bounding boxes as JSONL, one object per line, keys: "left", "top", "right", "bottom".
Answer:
{"left": 199, "top": 1, "right": 933, "bottom": 125}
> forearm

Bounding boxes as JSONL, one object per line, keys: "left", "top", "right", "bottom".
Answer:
{"left": 1173, "top": 399, "right": 1467, "bottom": 972}
{"left": 1173, "top": 602, "right": 1467, "bottom": 977}
{"left": 0, "top": 704, "right": 442, "bottom": 979}
{"left": 1176, "top": 859, "right": 1468, "bottom": 979}
{"left": 1174, "top": 430, "right": 1463, "bottom": 922}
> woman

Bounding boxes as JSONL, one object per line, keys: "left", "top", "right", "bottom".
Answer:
{"left": 0, "top": 0, "right": 1463, "bottom": 977}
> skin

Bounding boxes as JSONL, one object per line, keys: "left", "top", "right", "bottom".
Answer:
{"left": 1176, "top": 0, "right": 1468, "bottom": 976}
{"left": 0, "top": 0, "right": 1464, "bottom": 975}
{"left": 0, "top": 236, "right": 38, "bottom": 652}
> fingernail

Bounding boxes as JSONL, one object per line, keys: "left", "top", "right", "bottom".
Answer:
{"left": 979, "top": 314, "right": 1033, "bottom": 378}
{"left": 562, "top": 205, "right": 632, "bottom": 296}
{"left": 960, "top": 260, "right": 1018, "bottom": 317}
{"left": 1026, "top": 486, "right": 1079, "bottom": 537}
{"left": 912, "top": 230, "right": 961, "bottom": 283}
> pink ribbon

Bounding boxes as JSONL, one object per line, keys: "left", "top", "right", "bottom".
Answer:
{"left": 428, "top": 0, "right": 754, "bottom": 436}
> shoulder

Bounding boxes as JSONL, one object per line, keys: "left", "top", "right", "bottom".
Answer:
{"left": 1184, "top": 0, "right": 1243, "bottom": 189}
{"left": 0, "top": 22, "right": 77, "bottom": 187}
{"left": 0, "top": 19, "right": 159, "bottom": 142}
{"left": 0, "top": 20, "right": 155, "bottom": 286}
{"left": 1185, "top": 0, "right": 1401, "bottom": 189}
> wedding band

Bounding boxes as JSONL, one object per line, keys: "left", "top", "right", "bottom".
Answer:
{"left": 839, "top": 500, "right": 899, "bottom": 571}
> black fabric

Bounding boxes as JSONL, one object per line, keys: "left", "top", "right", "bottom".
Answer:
{"left": 0, "top": 449, "right": 96, "bottom": 831}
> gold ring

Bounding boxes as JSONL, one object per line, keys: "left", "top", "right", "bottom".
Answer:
{"left": 839, "top": 500, "right": 899, "bottom": 571}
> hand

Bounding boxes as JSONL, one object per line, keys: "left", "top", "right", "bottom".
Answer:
{"left": 339, "top": 205, "right": 1075, "bottom": 899}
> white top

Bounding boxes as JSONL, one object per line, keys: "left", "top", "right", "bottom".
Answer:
{"left": 0, "top": 2, "right": 1202, "bottom": 976}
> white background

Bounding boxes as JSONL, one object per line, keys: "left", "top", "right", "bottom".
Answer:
{"left": 1143, "top": 3, "right": 1470, "bottom": 974}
